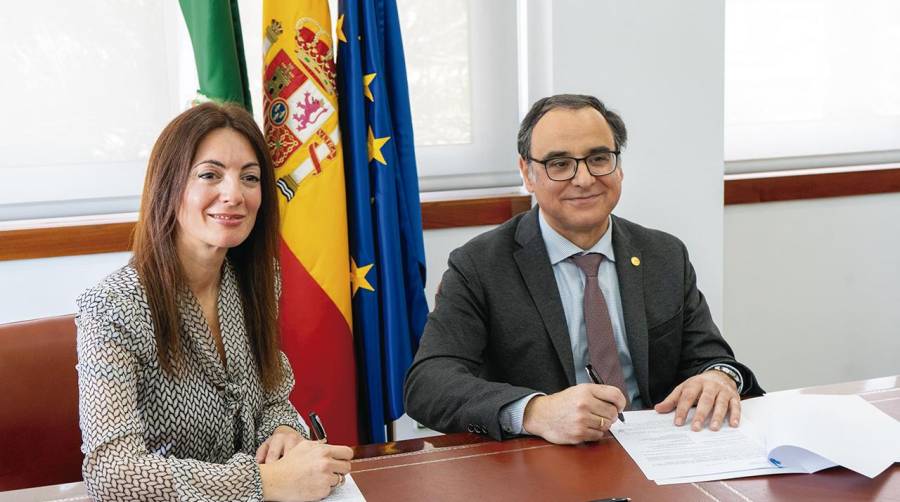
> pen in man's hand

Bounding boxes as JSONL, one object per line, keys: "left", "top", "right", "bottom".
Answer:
{"left": 585, "top": 364, "right": 626, "bottom": 423}
{"left": 591, "top": 498, "right": 631, "bottom": 502}
{"left": 309, "top": 412, "right": 327, "bottom": 442}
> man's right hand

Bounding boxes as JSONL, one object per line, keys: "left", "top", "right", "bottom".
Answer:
{"left": 522, "top": 384, "right": 626, "bottom": 444}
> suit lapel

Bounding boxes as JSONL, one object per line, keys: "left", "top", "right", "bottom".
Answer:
{"left": 611, "top": 216, "right": 651, "bottom": 405}
{"left": 513, "top": 207, "right": 576, "bottom": 386}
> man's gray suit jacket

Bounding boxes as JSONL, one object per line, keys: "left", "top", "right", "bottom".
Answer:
{"left": 404, "top": 206, "right": 763, "bottom": 440}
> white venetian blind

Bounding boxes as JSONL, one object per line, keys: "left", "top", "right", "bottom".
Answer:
{"left": 725, "top": 0, "right": 900, "bottom": 174}
{"left": 0, "top": 2, "right": 191, "bottom": 220}
{"left": 397, "top": 0, "right": 521, "bottom": 191}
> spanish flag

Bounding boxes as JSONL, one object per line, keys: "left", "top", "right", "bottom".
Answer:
{"left": 262, "top": 0, "right": 358, "bottom": 445}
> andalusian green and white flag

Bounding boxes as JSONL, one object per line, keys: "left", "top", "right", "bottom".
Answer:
{"left": 179, "top": 0, "right": 252, "bottom": 111}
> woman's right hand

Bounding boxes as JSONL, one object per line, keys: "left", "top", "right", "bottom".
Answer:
{"left": 259, "top": 440, "right": 354, "bottom": 501}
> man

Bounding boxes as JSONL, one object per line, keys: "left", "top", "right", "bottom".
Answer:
{"left": 404, "top": 94, "right": 763, "bottom": 444}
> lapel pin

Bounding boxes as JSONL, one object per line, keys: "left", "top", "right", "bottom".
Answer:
{"left": 631, "top": 257, "right": 641, "bottom": 266}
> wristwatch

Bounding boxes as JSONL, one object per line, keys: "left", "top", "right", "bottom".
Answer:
{"left": 708, "top": 364, "right": 744, "bottom": 394}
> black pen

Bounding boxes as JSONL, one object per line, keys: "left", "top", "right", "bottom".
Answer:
{"left": 309, "top": 411, "right": 327, "bottom": 442}
{"left": 585, "top": 364, "right": 626, "bottom": 423}
{"left": 592, "top": 498, "right": 631, "bottom": 502}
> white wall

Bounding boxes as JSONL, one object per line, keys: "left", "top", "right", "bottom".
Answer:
{"left": 547, "top": 0, "right": 726, "bottom": 324}
{"left": 0, "top": 252, "right": 131, "bottom": 323}
{"left": 724, "top": 193, "right": 900, "bottom": 391}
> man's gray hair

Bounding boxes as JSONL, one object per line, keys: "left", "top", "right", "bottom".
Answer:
{"left": 517, "top": 94, "right": 628, "bottom": 159}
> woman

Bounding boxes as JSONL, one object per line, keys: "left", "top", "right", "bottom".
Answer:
{"left": 75, "top": 102, "right": 352, "bottom": 501}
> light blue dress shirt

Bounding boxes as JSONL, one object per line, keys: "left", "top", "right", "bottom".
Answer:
{"left": 499, "top": 210, "right": 643, "bottom": 435}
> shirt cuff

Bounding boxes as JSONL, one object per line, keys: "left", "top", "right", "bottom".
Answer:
{"left": 704, "top": 363, "right": 744, "bottom": 394}
{"left": 499, "top": 393, "right": 544, "bottom": 436}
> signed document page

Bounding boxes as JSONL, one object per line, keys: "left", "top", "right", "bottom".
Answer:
{"left": 609, "top": 409, "right": 791, "bottom": 483}
{"left": 611, "top": 393, "right": 900, "bottom": 484}
{"left": 741, "top": 393, "right": 900, "bottom": 478}
{"left": 326, "top": 474, "right": 367, "bottom": 501}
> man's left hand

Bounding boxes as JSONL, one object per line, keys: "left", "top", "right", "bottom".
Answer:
{"left": 654, "top": 370, "right": 740, "bottom": 431}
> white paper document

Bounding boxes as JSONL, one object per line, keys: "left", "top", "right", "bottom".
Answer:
{"left": 325, "top": 474, "right": 367, "bottom": 501}
{"left": 610, "top": 393, "right": 900, "bottom": 484}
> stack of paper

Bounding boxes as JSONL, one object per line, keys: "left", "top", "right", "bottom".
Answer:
{"left": 326, "top": 474, "right": 367, "bottom": 501}
{"left": 610, "top": 393, "right": 900, "bottom": 485}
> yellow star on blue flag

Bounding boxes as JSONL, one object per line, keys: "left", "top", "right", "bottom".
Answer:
{"left": 363, "top": 73, "right": 376, "bottom": 101}
{"left": 350, "top": 258, "right": 375, "bottom": 296}
{"left": 367, "top": 127, "right": 390, "bottom": 165}
{"left": 336, "top": 15, "right": 347, "bottom": 43}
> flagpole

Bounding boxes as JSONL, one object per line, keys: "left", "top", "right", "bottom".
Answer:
{"left": 386, "top": 420, "right": 395, "bottom": 443}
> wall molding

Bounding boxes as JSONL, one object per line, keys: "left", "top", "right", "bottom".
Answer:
{"left": 0, "top": 194, "right": 532, "bottom": 262}
{"left": 724, "top": 166, "right": 900, "bottom": 205}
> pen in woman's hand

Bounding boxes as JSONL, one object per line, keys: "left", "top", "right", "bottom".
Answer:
{"left": 308, "top": 412, "right": 348, "bottom": 489}
{"left": 309, "top": 412, "right": 327, "bottom": 442}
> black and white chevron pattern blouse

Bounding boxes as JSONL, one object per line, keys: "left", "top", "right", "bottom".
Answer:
{"left": 75, "top": 261, "right": 308, "bottom": 501}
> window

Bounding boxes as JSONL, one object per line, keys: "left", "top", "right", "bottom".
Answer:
{"left": 0, "top": 2, "right": 189, "bottom": 221}
{"left": 397, "top": 0, "right": 521, "bottom": 191}
{"left": 725, "top": 0, "right": 900, "bottom": 174}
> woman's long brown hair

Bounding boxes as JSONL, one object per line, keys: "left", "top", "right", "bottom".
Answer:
{"left": 132, "top": 102, "right": 282, "bottom": 391}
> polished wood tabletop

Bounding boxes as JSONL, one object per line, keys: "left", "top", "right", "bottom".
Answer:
{"left": 3, "top": 376, "right": 898, "bottom": 502}
{"left": 353, "top": 376, "right": 900, "bottom": 502}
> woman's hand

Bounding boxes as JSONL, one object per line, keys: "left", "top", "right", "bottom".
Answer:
{"left": 259, "top": 440, "right": 354, "bottom": 501}
{"left": 256, "top": 425, "right": 306, "bottom": 463}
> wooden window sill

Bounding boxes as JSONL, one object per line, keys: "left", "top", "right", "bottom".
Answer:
{"left": 724, "top": 165, "right": 900, "bottom": 205}
{"left": 0, "top": 193, "right": 532, "bottom": 261}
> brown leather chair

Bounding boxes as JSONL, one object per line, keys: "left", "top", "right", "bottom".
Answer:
{"left": 0, "top": 315, "right": 83, "bottom": 491}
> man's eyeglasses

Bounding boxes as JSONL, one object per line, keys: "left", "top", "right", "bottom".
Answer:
{"left": 527, "top": 151, "right": 620, "bottom": 181}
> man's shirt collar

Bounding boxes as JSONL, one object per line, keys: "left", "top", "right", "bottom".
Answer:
{"left": 538, "top": 209, "right": 615, "bottom": 265}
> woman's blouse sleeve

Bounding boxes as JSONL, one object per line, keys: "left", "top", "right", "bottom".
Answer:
{"left": 255, "top": 352, "right": 309, "bottom": 446}
{"left": 76, "top": 288, "right": 264, "bottom": 502}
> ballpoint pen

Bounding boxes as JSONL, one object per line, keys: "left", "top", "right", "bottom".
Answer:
{"left": 309, "top": 411, "right": 327, "bottom": 442}
{"left": 309, "top": 412, "right": 347, "bottom": 488}
{"left": 592, "top": 498, "right": 631, "bottom": 502}
{"left": 585, "top": 364, "right": 626, "bottom": 423}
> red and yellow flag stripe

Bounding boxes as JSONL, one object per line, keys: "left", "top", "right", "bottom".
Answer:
{"left": 262, "top": 0, "right": 357, "bottom": 445}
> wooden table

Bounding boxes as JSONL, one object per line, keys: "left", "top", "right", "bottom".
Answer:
{"left": 3, "top": 376, "right": 898, "bottom": 502}
{"left": 351, "top": 376, "right": 900, "bottom": 502}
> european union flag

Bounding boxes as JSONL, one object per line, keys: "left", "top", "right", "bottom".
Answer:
{"left": 336, "top": 0, "right": 428, "bottom": 444}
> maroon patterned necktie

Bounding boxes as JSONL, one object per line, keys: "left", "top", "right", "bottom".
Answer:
{"left": 571, "top": 253, "right": 627, "bottom": 399}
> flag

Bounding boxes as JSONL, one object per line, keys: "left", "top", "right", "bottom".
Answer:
{"left": 337, "top": 0, "right": 428, "bottom": 444}
{"left": 262, "top": 0, "right": 358, "bottom": 445}
{"left": 179, "top": 0, "right": 252, "bottom": 110}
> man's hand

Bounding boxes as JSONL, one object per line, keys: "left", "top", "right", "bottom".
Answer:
{"left": 256, "top": 425, "right": 306, "bottom": 463}
{"left": 522, "top": 384, "right": 626, "bottom": 444}
{"left": 654, "top": 370, "right": 740, "bottom": 431}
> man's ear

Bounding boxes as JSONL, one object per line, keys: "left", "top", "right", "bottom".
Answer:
{"left": 518, "top": 156, "right": 535, "bottom": 193}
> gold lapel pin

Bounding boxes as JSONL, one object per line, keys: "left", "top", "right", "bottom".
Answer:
{"left": 631, "top": 256, "right": 641, "bottom": 267}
